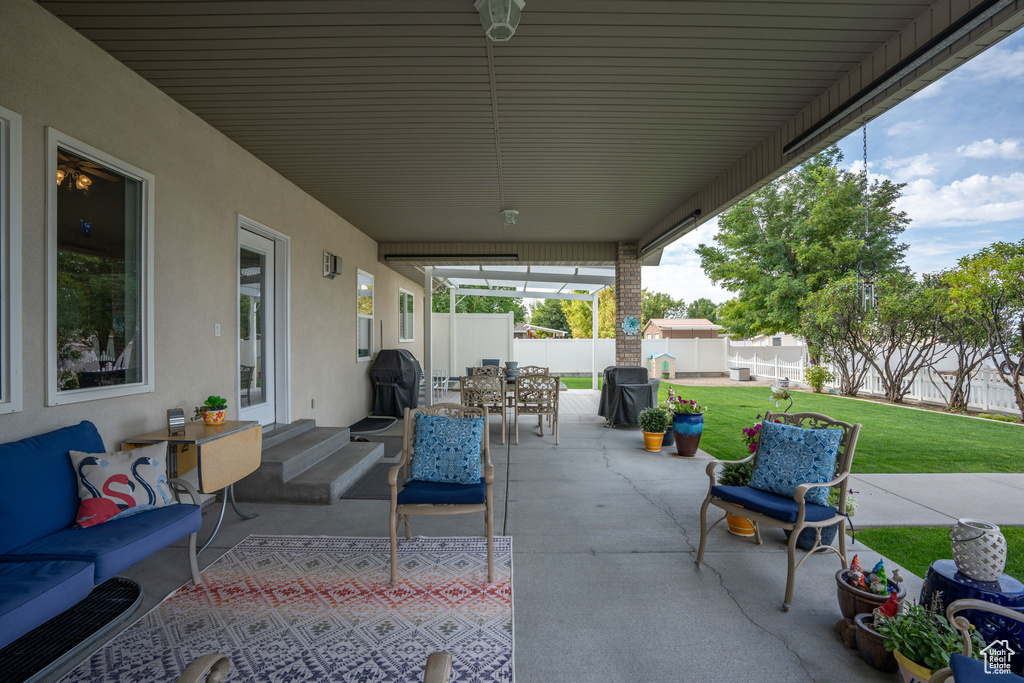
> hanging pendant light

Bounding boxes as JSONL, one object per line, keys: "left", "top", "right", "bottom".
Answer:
{"left": 474, "top": 0, "right": 525, "bottom": 42}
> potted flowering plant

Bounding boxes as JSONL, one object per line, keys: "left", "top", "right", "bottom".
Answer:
{"left": 193, "top": 395, "right": 228, "bottom": 425}
{"left": 877, "top": 598, "right": 985, "bottom": 683}
{"left": 665, "top": 389, "right": 705, "bottom": 457}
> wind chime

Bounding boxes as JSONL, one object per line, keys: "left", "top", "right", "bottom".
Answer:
{"left": 856, "top": 123, "right": 877, "bottom": 313}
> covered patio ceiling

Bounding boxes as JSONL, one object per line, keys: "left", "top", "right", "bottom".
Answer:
{"left": 40, "top": 1, "right": 1024, "bottom": 264}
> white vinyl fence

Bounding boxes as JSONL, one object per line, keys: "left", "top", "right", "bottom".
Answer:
{"left": 512, "top": 337, "right": 730, "bottom": 375}
{"left": 729, "top": 353, "right": 1021, "bottom": 416}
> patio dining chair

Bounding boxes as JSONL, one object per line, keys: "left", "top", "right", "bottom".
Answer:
{"left": 239, "top": 365, "right": 254, "bottom": 405}
{"left": 460, "top": 374, "right": 507, "bottom": 444}
{"left": 929, "top": 599, "right": 1024, "bottom": 682}
{"left": 695, "top": 411, "right": 861, "bottom": 611}
{"left": 514, "top": 375, "right": 560, "bottom": 445}
{"left": 470, "top": 365, "right": 503, "bottom": 378}
{"left": 388, "top": 404, "right": 494, "bottom": 585}
{"left": 517, "top": 365, "right": 549, "bottom": 376}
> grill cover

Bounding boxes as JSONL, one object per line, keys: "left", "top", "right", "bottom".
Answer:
{"left": 598, "top": 366, "right": 660, "bottom": 427}
{"left": 371, "top": 350, "right": 421, "bottom": 417}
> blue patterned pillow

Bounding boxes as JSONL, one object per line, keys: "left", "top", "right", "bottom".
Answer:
{"left": 748, "top": 421, "right": 842, "bottom": 506}
{"left": 410, "top": 414, "right": 485, "bottom": 485}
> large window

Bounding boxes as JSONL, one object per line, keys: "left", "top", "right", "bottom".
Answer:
{"left": 357, "top": 270, "right": 374, "bottom": 361}
{"left": 47, "top": 129, "right": 154, "bottom": 405}
{"left": 398, "top": 288, "right": 414, "bottom": 342}
{"left": 0, "top": 106, "right": 22, "bottom": 415}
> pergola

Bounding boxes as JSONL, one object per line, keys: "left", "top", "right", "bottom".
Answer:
{"left": 422, "top": 265, "right": 614, "bottom": 401}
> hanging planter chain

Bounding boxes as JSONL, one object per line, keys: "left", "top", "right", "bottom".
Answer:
{"left": 856, "top": 123, "right": 877, "bottom": 313}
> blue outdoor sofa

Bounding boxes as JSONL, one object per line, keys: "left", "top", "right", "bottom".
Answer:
{"left": 0, "top": 421, "right": 203, "bottom": 650}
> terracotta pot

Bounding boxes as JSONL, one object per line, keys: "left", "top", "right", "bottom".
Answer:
{"left": 202, "top": 409, "right": 226, "bottom": 425}
{"left": 853, "top": 614, "right": 899, "bottom": 673}
{"left": 893, "top": 650, "right": 933, "bottom": 683}
{"left": 835, "top": 569, "right": 906, "bottom": 620}
{"left": 642, "top": 431, "right": 663, "bottom": 452}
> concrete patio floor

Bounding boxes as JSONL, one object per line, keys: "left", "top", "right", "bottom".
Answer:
{"left": 55, "top": 413, "right": 920, "bottom": 682}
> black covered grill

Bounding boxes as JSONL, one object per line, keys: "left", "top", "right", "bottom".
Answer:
{"left": 371, "top": 349, "right": 421, "bottom": 417}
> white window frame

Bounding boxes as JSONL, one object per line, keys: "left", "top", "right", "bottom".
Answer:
{"left": 398, "top": 287, "right": 414, "bottom": 342}
{"left": 46, "top": 128, "right": 156, "bottom": 406}
{"left": 356, "top": 269, "right": 374, "bottom": 362}
{"left": 0, "top": 106, "right": 22, "bottom": 415}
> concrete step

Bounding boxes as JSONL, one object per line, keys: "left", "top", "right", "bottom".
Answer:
{"left": 261, "top": 419, "right": 316, "bottom": 450}
{"left": 286, "top": 441, "right": 384, "bottom": 505}
{"left": 261, "top": 426, "right": 351, "bottom": 482}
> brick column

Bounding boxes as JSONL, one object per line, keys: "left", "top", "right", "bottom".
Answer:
{"left": 615, "top": 242, "right": 642, "bottom": 367}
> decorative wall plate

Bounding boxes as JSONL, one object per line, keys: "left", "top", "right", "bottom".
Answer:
{"left": 622, "top": 316, "right": 640, "bottom": 335}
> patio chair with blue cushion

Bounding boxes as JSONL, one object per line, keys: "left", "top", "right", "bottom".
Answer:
{"left": 388, "top": 404, "right": 494, "bottom": 585}
{"left": 695, "top": 411, "right": 861, "bottom": 611}
{"left": 929, "top": 599, "right": 1024, "bottom": 682}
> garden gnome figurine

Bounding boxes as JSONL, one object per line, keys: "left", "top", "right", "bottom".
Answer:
{"left": 848, "top": 554, "right": 867, "bottom": 588}
{"left": 873, "top": 592, "right": 900, "bottom": 625}
{"left": 870, "top": 562, "right": 889, "bottom": 595}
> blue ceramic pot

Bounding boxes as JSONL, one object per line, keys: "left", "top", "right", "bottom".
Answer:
{"left": 672, "top": 413, "right": 704, "bottom": 457}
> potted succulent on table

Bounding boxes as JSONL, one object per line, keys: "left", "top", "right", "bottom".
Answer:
{"left": 193, "top": 395, "right": 228, "bottom": 425}
{"left": 638, "top": 407, "right": 672, "bottom": 453}
{"left": 876, "top": 598, "right": 985, "bottom": 683}
{"left": 665, "top": 391, "right": 705, "bottom": 457}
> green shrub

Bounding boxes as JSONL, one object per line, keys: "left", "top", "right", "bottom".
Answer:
{"left": 717, "top": 460, "right": 754, "bottom": 486}
{"left": 638, "top": 407, "right": 671, "bottom": 433}
{"left": 806, "top": 365, "right": 835, "bottom": 393}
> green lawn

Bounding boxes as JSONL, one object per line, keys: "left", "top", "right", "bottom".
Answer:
{"left": 660, "top": 384, "right": 1023, "bottom": 473}
{"left": 561, "top": 377, "right": 603, "bottom": 389}
{"left": 856, "top": 527, "right": 1024, "bottom": 581}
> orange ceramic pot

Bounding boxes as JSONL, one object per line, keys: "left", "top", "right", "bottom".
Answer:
{"left": 642, "top": 431, "right": 663, "bottom": 452}
{"left": 202, "top": 409, "right": 226, "bottom": 425}
{"left": 727, "top": 514, "right": 756, "bottom": 537}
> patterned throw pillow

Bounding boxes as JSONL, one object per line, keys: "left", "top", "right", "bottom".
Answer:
{"left": 410, "top": 414, "right": 485, "bottom": 486}
{"left": 748, "top": 421, "right": 842, "bottom": 507}
{"left": 69, "top": 441, "right": 174, "bottom": 528}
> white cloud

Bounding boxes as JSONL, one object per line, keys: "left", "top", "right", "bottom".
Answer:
{"left": 956, "top": 138, "right": 1024, "bottom": 160}
{"left": 879, "top": 153, "right": 937, "bottom": 180}
{"left": 644, "top": 219, "right": 734, "bottom": 304}
{"left": 912, "top": 79, "right": 947, "bottom": 100}
{"left": 959, "top": 45, "right": 1024, "bottom": 81}
{"left": 885, "top": 120, "right": 925, "bottom": 137}
{"left": 898, "top": 172, "right": 1024, "bottom": 227}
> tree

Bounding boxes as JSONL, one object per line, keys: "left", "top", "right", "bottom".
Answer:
{"left": 946, "top": 240, "right": 1024, "bottom": 421}
{"left": 560, "top": 288, "right": 615, "bottom": 338}
{"left": 860, "top": 273, "right": 945, "bottom": 403}
{"left": 641, "top": 289, "right": 685, "bottom": 326}
{"left": 697, "top": 146, "right": 909, "bottom": 340}
{"left": 927, "top": 272, "right": 989, "bottom": 413}
{"left": 685, "top": 297, "right": 719, "bottom": 322}
{"left": 432, "top": 285, "right": 527, "bottom": 323}
{"left": 801, "top": 275, "right": 871, "bottom": 396}
{"left": 528, "top": 298, "right": 571, "bottom": 336}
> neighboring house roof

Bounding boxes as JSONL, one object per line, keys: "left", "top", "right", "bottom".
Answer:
{"left": 643, "top": 318, "right": 723, "bottom": 331}
{"left": 649, "top": 353, "right": 676, "bottom": 359}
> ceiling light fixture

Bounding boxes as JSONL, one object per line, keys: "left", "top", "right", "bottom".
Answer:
{"left": 56, "top": 163, "right": 92, "bottom": 191}
{"left": 500, "top": 209, "right": 519, "bottom": 225}
{"left": 474, "top": 0, "right": 525, "bottom": 42}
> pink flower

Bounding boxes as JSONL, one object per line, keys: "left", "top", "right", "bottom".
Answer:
{"left": 749, "top": 443, "right": 757, "bottom": 453}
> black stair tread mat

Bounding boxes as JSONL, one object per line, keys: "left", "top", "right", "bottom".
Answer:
{"left": 347, "top": 416, "right": 398, "bottom": 434}
{"left": 0, "top": 576, "right": 142, "bottom": 683}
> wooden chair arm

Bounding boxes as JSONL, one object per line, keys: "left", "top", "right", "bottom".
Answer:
{"left": 704, "top": 454, "right": 756, "bottom": 484}
{"left": 484, "top": 463, "right": 494, "bottom": 484}
{"left": 946, "top": 599, "right": 1024, "bottom": 659}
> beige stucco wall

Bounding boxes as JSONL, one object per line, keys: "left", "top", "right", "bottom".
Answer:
{"left": 0, "top": 0, "right": 423, "bottom": 445}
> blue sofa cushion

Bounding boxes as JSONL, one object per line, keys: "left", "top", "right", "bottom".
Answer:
{"left": 4, "top": 504, "right": 201, "bottom": 583}
{"left": 749, "top": 421, "right": 842, "bottom": 506}
{"left": 0, "top": 421, "right": 106, "bottom": 555}
{"left": 410, "top": 414, "right": 485, "bottom": 485}
{"left": 397, "top": 478, "right": 487, "bottom": 505}
{"left": 950, "top": 653, "right": 1024, "bottom": 681}
{"left": 711, "top": 485, "right": 837, "bottom": 523}
{"left": 0, "top": 559, "right": 95, "bottom": 650}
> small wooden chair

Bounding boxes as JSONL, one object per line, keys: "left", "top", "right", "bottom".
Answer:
{"left": 460, "top": 374, "right": 507, "bottom": 444}
{"left": 929, "top": 599, "right": 1024, "bottom": 682}
{"left": 388, "top": 404, "right": 494, "bottom": 585}
{"left": 514, "top": 375, "right": 560, "bottom": 444}
{"left": 695, "top": 411, "right": 861, "bottom": 611}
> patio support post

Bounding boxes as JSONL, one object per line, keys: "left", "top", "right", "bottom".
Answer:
{"left": 423, "top": 266, "right": 433, "bottom": 406}
{"left": 615, "top": 242, "right": 642, "bottom": 367}
{"left": 449, "top": 287, "right": 457, "bottom": 381}
{"left": 592, "top": 291, "right": 599, "bottom": 390}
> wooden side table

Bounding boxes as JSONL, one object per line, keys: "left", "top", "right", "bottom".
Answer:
{"left": 124, "top": 421, "right": 262, "bottom": 554}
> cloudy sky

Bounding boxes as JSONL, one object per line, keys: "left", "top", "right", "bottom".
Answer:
{"left": 644, "top": 29, "right": 1024, "bottom": 306}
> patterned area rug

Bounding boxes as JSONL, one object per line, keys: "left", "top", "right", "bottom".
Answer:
{"left": 63, "top": 536, "right": 513, "bottom": 682}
